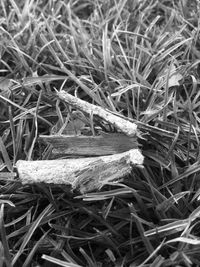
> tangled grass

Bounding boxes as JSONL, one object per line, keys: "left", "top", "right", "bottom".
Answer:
{"left": 1, "top": 0, "right": 200, "bottom": 266}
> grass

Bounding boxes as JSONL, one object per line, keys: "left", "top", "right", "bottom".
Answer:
{"left": 0, "top": 0, "right": 200, "bottom": 266}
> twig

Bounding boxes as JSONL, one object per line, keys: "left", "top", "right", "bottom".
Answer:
{"left": 57, "top": 91, "right": 138, "bottom": 137}
{"left": 16, "top": 149, "right": 144, "bottom": 193}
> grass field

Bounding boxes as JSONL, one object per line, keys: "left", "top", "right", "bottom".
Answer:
{"left": 1, "top": 0, "right": 200, "bottom": 266}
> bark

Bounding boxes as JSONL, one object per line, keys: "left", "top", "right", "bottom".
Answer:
{"left": 57, "top": 91, "right": 138, "bottom": 137}
{"left": 16, "top": 149, "right": 144, "bottom": 193}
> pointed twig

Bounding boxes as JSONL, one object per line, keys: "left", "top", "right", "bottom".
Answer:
{"left": 57, "top": 91, "right": 138, "bottom": 137}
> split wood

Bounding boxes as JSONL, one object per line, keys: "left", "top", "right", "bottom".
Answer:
{"left": 39, "top": 133, "right": 138, "bottom": 157}
{"left": 16, "top": 149, "right": 144, "bottom": 193}
{"left": 16, "top": 92, "right": 143, "bottom": 193}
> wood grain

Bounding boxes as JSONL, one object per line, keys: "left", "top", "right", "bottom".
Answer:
{"left": 40, "top": 133, "right": 138, "bottom": 157}
{"left": 16, "top": 149, "right": 144, "bottom": 193}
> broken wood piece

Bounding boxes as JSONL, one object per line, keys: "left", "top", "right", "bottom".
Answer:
{"left": 39, "top": 133, "right": 138, "bottom": 157}
{"left": 57, "top": 91, "right": 138, "bottom": 137}
{"left": 16, "top": 149, "right": 144, "bottom": 193}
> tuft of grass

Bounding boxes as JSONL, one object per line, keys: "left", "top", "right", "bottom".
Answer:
{"left": 1, "top": 0, "right": 200, "bottom": 266}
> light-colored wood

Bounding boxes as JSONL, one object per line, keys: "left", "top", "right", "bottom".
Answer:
{"left": 16, "top": 93, "right": 142, "bottom": 193}
{"left": 57, "top": 91, "right": 138, "bottom": 137}
{"left": 16, "top": 149, "right": 144, "bottom": 193}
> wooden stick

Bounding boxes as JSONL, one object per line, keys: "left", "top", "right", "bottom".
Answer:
{"left": 57, "top": 91, "right": 138, "bottom": 137}
{"left": 16, "top": 149, "right": 144, "bottom": 193}
{"left": 39, "top": 133, "right": 138, "bottom": 157}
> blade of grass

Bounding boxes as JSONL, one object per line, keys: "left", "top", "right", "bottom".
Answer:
{"left": 22, "top": 230, "right": 50, "bottom": 267}
{"left": 12, "top": 204, "right": 53, "bottom": 265}
{"left": 0, "top": 137, "right": 13, "bottom": 172}
{"left": 0, "top": 204, "right": 12, "bottom": 267}
{"left": 129, "top": 203, "right": 154, "bottom": 255}
{"left": 42, "top": 254, "right": 83, "bottom": 267}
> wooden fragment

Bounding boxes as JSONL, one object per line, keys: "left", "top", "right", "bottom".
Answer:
{"left": 0, "top": 172, "right": 16, "bottom": 179}
{"left": 57, "top": 91, "right": 138, "bottom": 137}
{"left": 39, "top": 133, "right": 138, "bottom": 157}
{"left": 16, "top": 149, "right": 144, "bottom": 193}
